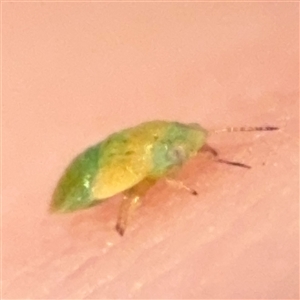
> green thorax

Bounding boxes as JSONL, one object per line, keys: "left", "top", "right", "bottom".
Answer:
{"left": 149, "top": 122, "right": 208, "bottom": 177}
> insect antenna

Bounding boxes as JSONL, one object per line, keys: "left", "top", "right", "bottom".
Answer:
{"left": 212, "top": 126, "right": 279, "bottom": 134}
{"left": 209, "top": 125, "right": 279, "bottom": 168}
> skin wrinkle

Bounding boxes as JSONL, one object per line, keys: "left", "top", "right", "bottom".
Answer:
{"left": 59, "top": 199, "right": 191, "bottom": 299}
{"left": 47, "top": 256, "right": 101, "bottom": 299}
{"left": 85, "top": 176, "right": 249, "bottom": 298}
{"left": 84, "top": 235, "right": 179, "bottom": 299}
{"left": 87, "top": 219, "right": 221, "bottom": 299}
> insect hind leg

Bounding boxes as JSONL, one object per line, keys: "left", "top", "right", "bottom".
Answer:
{"left": 115, "top": 178, "right": 156, "bottom": 236}
{"left": 115, "top": 195, "right": 140, "bottom": 236}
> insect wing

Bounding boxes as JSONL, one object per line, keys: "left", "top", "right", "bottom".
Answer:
{"left": 92, "top": 131, "right": 152, "bottom": 199}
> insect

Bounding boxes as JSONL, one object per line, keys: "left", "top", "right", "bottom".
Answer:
{"left": 50, "top": 120, "right": 278, "bottom": 235}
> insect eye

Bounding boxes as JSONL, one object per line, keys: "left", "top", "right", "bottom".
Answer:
{"left": 168, "top": 145, "right": 187, "bottom": 164}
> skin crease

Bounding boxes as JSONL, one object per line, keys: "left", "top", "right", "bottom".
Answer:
{"left": 2, "top": 3, "right": 298, "bottom": 299}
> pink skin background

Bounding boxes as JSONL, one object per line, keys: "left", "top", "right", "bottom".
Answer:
{"left": 2, "top": 2, "right": 299, "bottom": 299}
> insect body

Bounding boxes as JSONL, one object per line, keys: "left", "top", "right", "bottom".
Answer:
{"left": 50, "top": 120, "right": 278, "bottom": 235}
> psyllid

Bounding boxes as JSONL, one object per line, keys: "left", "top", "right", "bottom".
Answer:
{"left": 50, "top": 120, "right": 278, "bottom": 235}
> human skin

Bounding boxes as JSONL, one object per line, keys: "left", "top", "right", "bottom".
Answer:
{"left": 2, "top": 2, "right": 298, "bottom": 299}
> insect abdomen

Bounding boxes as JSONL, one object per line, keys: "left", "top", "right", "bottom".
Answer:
{"left": 51, "top": 143, "right": 101, "bottom": 212}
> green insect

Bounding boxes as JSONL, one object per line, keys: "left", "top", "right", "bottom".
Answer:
{"left": 50, "top": 120, "right": 278, "bottom": 235}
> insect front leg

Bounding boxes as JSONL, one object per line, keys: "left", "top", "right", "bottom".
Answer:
{"left": 200, "top": 144, "right": 251, "bottom": 169}
{"left": 115, "top": 178, "right": 157, "bottom": 236}
{"left": 164, "top": 167, "right": 198, "bottom": 196}
{"left": 165, "top": 178, "right": 198, "bottom": 195}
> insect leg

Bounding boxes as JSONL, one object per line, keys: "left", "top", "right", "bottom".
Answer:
{"left": 201, "top": 144, "right": 251, "bottom": 169}
{"left": 200, "top": 144, "right": 219, "bottom": 157}
{"left": 164, "top": 166, "right": 198, "bottom": 196}
{"left": 115, "top": 195, "right": 140, "bottom": 236}
{"left": 115, "top": 178, "right": 156, "bottom": 236}
{"left": 165, "top": 178, "right": 198, "bottom": 196}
